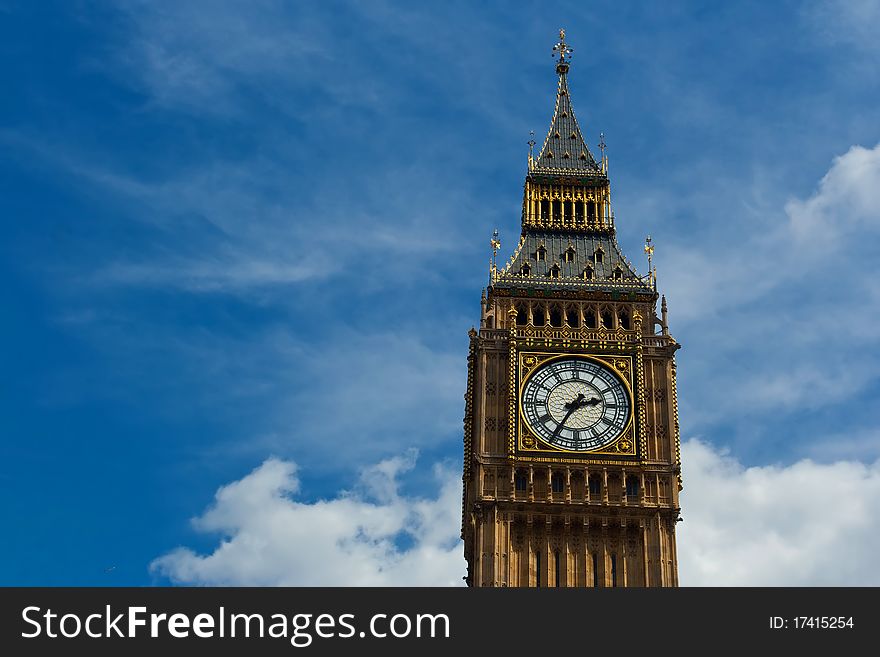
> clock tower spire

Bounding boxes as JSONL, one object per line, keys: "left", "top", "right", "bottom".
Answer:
{"left": 462, "top": 31, "right": 683, "bottom": 587}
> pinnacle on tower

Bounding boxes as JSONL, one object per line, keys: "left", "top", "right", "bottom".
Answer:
{"left": 532, "top": 29, "right": 600, "bottom": 175}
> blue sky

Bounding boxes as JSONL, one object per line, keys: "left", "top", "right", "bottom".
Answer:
{"left": 1, "top": 1, "right": 879, "bottom": 586}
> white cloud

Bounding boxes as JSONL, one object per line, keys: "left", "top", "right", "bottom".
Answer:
{"left": 151, "top": 452, "right": 466, "bottom": 586}
{"left": 153, "top": 440, "right": 880, "bottom": 586}
{"left": 786, "top": 143, "right": 880, "bottom": 247}
{"left": 679, "top": 439, "right": 880, "bottom": 586}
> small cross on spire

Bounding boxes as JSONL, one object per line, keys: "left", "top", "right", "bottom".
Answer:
{"left": 552, "top": 28, "right": 573, "bottom": 73}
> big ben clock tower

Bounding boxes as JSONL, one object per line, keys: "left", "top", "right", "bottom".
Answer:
{"left": 462, "top": 31, "right": 682, "bottom": 587}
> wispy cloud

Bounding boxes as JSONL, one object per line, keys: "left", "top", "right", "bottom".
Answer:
{"left": 2, "top": 128, "right": 480, "bottom": 296}
{"left": 656, "top": 143, "right": 880, "bottom": 457}
{"left": 804, "top": 427, "right": 880, "bottom": 462}
{"left": 105, "top": 1, "right": 536, "bottom": 132}
{"left": 46, "top": 313, "right": 467, "bottom": 470}
{"left": 211, "top": 327, "right": 468, "bottom": 466}
{"left": 6, "top": 2, "right": 524, "bottom": 298}
{"left": 105, "top": 2, "right": 343, "bottom": 117}
{"left": 657, "top": 143, "right": 880, "bottom": 324}
{"left": 805, "top": 0, "right": 880, "bottom": 54}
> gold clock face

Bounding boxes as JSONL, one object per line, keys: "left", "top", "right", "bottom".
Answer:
{"left": 521, "top": 356, "right": 631, "bottom": 451}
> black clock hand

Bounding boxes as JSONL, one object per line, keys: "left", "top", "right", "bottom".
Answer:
{"left": 564, "top": 393, "right": 586, "bottom": 410}
{"left": 550, "top": 394, "right": 603, "bottom": 441}
{"left": 552, "top": 394, "right": 586, "bottom": 440}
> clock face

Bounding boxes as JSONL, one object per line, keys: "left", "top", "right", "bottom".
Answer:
{"left": 521, "top": 357, "right": 631, "bottom": 451}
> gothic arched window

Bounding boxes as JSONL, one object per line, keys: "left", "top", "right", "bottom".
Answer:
{"left": 533, "top": 305, "right": 546, "bottom": 327}
{"left": 584, "top": 309, "right": 598, "bottom": 329}
{"left": 626, "top": 476, "right": 640, "bottom": 500}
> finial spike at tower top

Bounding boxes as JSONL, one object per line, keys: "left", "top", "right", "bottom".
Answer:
{"left": 661, "top": 294, "right": 669, "bottom": 335}
{"left": 552, "top": 28, "right": 573, "bottom": 74}
{"left": 644, "top": 235, "right": 656, "bottom": 290}
{"left": 527, "top": 130, "right": 536, "bottom": 169}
